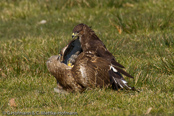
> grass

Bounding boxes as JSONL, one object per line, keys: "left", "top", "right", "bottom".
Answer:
{"left": 0, "top": 0, "right": 174, "bottom": 115}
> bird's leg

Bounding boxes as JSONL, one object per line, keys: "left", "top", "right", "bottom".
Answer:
{"left": 67, "top": 51, "right": 80, "bottom": 67}
{"left": 67, "top": 60, "right": 74, "bottom": 67}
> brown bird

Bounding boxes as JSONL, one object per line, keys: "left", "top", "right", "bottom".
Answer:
{"left": 46, "top": 38, "right": 135, "bottom": 93}
{"left": 72, "top": 23, "right": 133, "bottom": 78}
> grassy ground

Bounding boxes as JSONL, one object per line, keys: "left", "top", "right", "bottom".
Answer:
{"left": 0, "top": 0, "right": 174, "bottom": 115}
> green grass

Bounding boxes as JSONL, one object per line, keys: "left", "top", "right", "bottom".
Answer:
{"left": 0, "top": 0, "right": 174, "bottom": 115}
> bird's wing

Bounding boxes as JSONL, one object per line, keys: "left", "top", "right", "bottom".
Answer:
{"left": 109, "top": 65, "right": 132, "bottom": 90}
{"left": 61, "top": 38, "right": 82, "bottom": 64}
{"left": 94, "top": 46, "right": 134, "bottom": 78}
{"left": 71, "top": 53, "right": 111, "bottom": 88}
{"left": 95, "top": 46, "right": 125, "bottom": 68}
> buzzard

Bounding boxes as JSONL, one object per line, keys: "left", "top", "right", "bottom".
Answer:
{"left": 46, "top": 37, "right": 135, "bottom": 93}
{"left": 72, "top": 23, "right": 133, "bottom": 78}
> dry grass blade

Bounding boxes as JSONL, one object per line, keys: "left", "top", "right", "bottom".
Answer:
{"left": 145, "top": 107, "right": 152, "bottom": 115}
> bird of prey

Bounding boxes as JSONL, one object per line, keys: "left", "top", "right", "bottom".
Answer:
{"left": 46, "top": 36, "right": 135, "bottom": 93}
{"left": 72, "top": 23, "right": 133, "bottom": 78}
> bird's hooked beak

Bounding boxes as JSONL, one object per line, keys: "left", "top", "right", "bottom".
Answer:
{"left": 72, "top": 32, "right": 78, "bottom": 39}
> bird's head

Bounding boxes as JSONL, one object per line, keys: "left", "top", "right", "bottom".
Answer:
{"left": 72, "top": 23, "right": 89, "bottom": 39}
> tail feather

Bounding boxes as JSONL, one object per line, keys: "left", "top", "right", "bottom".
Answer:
{"left": 109, "top": 67, "right": 132, "bottom": 90}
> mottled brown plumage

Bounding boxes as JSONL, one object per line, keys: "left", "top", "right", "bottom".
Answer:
{"left": 46, "top": 38, "right": 134, "bottom": 93}
{"left": 72, "top": 23, "right": 133, "bottom": 78}
{"left": 47, "top": 55, "right": 83, "bottom": 93}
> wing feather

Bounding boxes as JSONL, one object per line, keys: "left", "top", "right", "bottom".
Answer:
{"left": 109, "top": 69, "right": 132, "bottom": 90}
{"left": 113, "top": 65, "right": 134, "bottom": 78}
